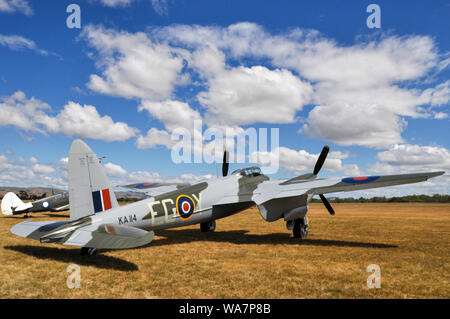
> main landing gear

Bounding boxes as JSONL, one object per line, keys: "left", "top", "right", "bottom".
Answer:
{"left": 200, "top": 220, "right": 216, "bottom": 232}
{"left": 287, "top": 216, "right": 309, "bottom": 239}
{"left": 80, "top": 247, "right": 97, "bottom": 256}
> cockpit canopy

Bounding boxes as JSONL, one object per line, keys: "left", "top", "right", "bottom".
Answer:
{"left": 231, "top": 166, "right": 262, "bottom": 177}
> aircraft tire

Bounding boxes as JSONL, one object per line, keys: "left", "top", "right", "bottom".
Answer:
{"left": 200, "top": 220, "right": 216, "bottom": 232}
{"left": 293, "top": 218, "right": 308, "bottom": 239}
{"left": 80, "top": 247, "right": 97, "bottom": 256}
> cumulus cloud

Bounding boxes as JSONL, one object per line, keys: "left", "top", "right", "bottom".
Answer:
{"left": 43, "top": 101, "right": 139, "bottom": 142}
{"left": 0, "top": 91, "right": 138, "bottom": 142}
{"left": 369, "top": 144, "right": 450, "bottom": 174}
{"left": 0, "top": 0, "right": 32, "bottom": 16}
{"left": 138, "top": 99, "right": 202, "bottom": 132}
{"left": 0, "top": 91, "right": 51, "bottom": 133}
{"left": 251, "top": 146, "right": 354, "bottom": 175}
{"left": 135, "top": 128, "right": 176, "bottom": 149}
{"left": 32, "top": 163, "right": 55, "bottom": 174}
{"left": 82, "top": 25, "right": 187, "bottom": 100}
{"left": 199, "top": 66, "right": 313, "bottom": 126}
{"left": 154, "top": 23, "right": 449, "bottom": 148}
{"left": 104, "top": 162, "right": 128, "bottom": 177}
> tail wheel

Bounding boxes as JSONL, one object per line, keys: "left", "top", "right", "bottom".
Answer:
{"left": 80, "top": 247, "right": 97, "bottom": 256}
{"left": 293, "top": 217, "right": 308, "bottom": 239}
{"left": 200, "top": 220, "right": 216, "bottom": 232}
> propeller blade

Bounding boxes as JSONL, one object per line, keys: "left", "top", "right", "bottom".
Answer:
{"left": 319, "top": 194, "right": 335, "bottom": 215}
{"left": 222, "top": 150, "right": 229, "bottom": 177}
{"left": 313, "top": 145, "right": 330, "bottom": 175}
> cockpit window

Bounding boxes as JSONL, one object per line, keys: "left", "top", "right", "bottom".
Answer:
{"left": 231, "top": 166, "right": 262, "bottom": 177}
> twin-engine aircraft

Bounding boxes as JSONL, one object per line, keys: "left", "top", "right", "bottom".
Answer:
{"left": 1, "top": 191, "right": 69, "bottom": 217}
{"left": 10, "top": 139, "right": 444, "bottom": 255}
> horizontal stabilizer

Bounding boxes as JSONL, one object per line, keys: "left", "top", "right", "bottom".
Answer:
{"left": 63, "top": 224, "right": 155, "bottom": 249}
{"left": 10, "top": 220, "right": 70, "bottom": 240}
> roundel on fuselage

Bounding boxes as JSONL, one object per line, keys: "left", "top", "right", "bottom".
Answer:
{"left": 176, "top": 195, "right": 196, "bottom": 220}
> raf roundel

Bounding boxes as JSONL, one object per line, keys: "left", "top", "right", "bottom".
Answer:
{"left": 176, "top": 195, "right": 196, "bottom": 220}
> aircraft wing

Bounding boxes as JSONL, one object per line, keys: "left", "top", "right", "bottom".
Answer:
{"left": 119, "top": 182, "right": 191, "bottom": 196}
{"left": 251, "top": 171, "right": 444, "bottom": 222}
{"left": 306, "top": 171, "right": 445, "bottom": 195}
{"left": 10, "top": 220, "right": 154, "bottom": 249}
{"left": 50, "top": 204, "right": 70, "bottom": 212}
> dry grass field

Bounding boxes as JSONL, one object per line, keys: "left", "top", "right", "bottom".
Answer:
{"left": 0, "top": 202, "right": 448, "bottom": 299}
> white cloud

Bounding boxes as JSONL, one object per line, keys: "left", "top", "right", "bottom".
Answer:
{"left": 104, "top": 162, "right": 128, "bottom": 177}
{"left": 32, "top": 163, "right": 55, "bottom": 174}
{"left": 370, "top": 144, "right": 450, "bottom": 173}
{"left": 28, "top": 156, "right": 38, "bottom": 163}
{"left": 0, "top": 91, "right": 51, "bottom": 133}
{"left": 97, "top": 0, "right": 133, "bottom": 7}
{"left": 155, "top": 23, "right": 449, "bottom": 148}
{"left": 251, "top": 146, "right": 351, "bottom": 175}
{"left": 198, "top": 65, "right": 313, "bottom": 126}
{"left": 0, "top": 0, "right": 32, "bottom": 16}
{"left": 135, "top": 127, "right": 177, "bottom": 149}
{"left": 0, "top": 92, "right": 138, "bottom": 142}
{"left": 82, "top": 25, "right": 187, "bottom": 100}
{"left": 138, "top": 99, "right": 202, "bottom": 132}
{"left": 151, "top": 0, "right": 168, "bottom": 16}
{"left": 43, "top": 101, "right": 138, "bottom": 142}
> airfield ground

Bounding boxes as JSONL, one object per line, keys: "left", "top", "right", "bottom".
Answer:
{"left": 0, "top": 202, "right": 448, "bottom": 298}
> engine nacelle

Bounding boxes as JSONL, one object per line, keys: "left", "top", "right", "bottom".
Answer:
{"left": 283, "top": 205, "right": 308, "bottom": 221}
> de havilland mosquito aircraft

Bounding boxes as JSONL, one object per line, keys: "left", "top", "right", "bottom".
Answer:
{"left": 1, "top": 191, "right": 69, "bottom": 217}
{"left": 10, "top": 139, "right": 444, "bottom": 255}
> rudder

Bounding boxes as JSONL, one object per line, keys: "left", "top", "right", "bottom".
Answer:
{"left": 68, "top": 139, "right": 118, "bottom": 221}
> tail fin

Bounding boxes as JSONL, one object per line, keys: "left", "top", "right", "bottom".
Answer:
{"left": 1, "top": 192, "right": 33, "bottom": 215}
{"left": 68, "top": 139, "right": 118, "bottom": 221}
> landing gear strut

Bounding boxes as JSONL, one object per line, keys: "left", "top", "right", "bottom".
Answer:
{"left": 292, "top": 216, "right": 308, "bottom": 239}
{"left": 200, "top": 220, "right": 216, "bottom": 232}
{"left": 80, "top": 247, "right": 97, "bottom": 256}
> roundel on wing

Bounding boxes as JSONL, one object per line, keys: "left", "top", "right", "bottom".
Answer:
{"left": 341, "top": 176, "right": 380, "bottom": 184}
{"left": 176, "top": 195, "right": 196, "bottom": 220}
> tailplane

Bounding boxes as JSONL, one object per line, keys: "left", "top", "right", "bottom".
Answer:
{"left": 1, "top": 192, "right": 33, "bottom": 215}
{"left": 68, "top": 139, "right": 118, "bottom": 221}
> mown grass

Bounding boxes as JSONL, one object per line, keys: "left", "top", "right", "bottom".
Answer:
{"left": 0, "top": 202, "right": 448, "bottom": 298}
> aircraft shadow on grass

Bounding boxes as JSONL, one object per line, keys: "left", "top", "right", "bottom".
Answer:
{"left": 150, "top": 229, "right": 398, "bottom": 249}
{"left": 4, "top": 245, "right": 138, "bottom": 271}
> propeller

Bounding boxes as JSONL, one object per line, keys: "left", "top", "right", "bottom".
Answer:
{"left": 222, "top": 150, "right": 229, "bottom": 177}
{"left": 313, "top": 145, "right": 329, "bottom": 176}
{"left": 312, "top": 145, "right": 335, "bottom": 215}
{"left": 319, "top": 194, "right": 335, "bottom": 215}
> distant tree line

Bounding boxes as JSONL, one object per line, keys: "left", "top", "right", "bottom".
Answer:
{"left": 310, "top": 194, "right": 450, "bottom": 203}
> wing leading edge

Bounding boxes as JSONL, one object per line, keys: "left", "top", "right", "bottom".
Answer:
{"left": 308, "top": 171, "right": 445, "bottom": 195}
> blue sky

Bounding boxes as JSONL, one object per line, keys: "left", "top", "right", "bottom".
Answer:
{"left": 0, "top": 0, "right": 449, "bottom": 196}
